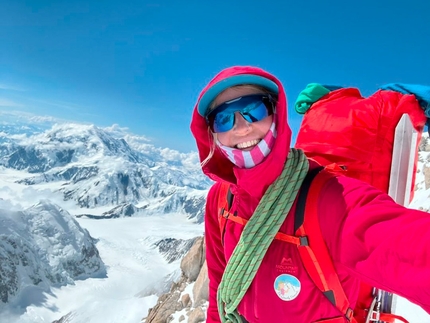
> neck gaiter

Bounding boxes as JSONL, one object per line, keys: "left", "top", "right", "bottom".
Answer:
{"left": 217, "top": 120, "right": 277, "bottom": 169}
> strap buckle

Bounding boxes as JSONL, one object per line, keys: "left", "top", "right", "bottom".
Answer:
{"left": 345, "top": 308, "right": 354, "bottom": 322}
{"left": 220, "top": 207, "right": 237, "bottom": 219}
{"left": 365, "top": 297, "right": 381, "bottom": 323}
{"left": 220, "top": 207, "right": 229, "bottom": 219}
{"left": 299, "top": 236, "right": 309, "bottom": 246}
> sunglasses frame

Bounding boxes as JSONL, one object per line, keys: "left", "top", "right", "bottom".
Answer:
{"left": 205, "top": 93, "right": 276, "bottom": 133}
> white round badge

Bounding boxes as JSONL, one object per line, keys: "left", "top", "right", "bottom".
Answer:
{"left": 274, "top": 274, "right": 301, "bottom": 301}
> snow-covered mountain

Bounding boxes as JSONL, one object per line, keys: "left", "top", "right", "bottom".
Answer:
{"left": 0, "top": 200, "right": 106, "bottom": 309}
{"left": 0, "top": 123, "right": 211, "bottom": 222}
{"left": 0, "top": 120, "right": 210, "bottom": 323}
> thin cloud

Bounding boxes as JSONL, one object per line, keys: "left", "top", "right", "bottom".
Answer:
{"left": 102, "top": 123, "right": 152, "bottom": 147}
{"left": 0, "top": 98, "right": 24, "bottom": 107}
{"left": 0, "top": 109, "right": 66, "bottom": 125}
{"left": 0, "top": 83, "right": 26, "bottom": 91}
{"left": 0, "top": 83, "right": 94, "bottom": 118}
{"left": 29, "top": 97, "right": 101, "bottom": 119}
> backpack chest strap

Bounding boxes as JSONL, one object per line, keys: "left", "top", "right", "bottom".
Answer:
{"left": 220, "top": 207, "right": 303, "bottom": 245}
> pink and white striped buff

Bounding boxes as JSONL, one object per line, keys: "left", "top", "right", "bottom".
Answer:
{"left": 216, "top": 120, "right": 277, "bottom": 169}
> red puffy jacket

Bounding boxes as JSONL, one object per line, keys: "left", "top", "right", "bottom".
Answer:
{"left": 190, "top": 66, "right": 430, "bottom": 322}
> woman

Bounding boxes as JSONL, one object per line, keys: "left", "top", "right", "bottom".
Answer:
{"left": 190, "top": 65, "right": 430, "bottom": 322}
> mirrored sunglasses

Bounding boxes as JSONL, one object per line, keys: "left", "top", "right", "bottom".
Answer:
{"left": 205, "top": 93, "right": 276, "bottom": 133}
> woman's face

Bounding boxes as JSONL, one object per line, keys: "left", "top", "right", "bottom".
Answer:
{"left": 213, "top": 86, "right": 273, "bottom": 151}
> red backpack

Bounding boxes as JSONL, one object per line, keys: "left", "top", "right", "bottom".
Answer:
{"left": 295, "top": 87, "right": 427, "bottom": 205}
{"left": 217, "top": 87, "right": 427, "bottom": 323}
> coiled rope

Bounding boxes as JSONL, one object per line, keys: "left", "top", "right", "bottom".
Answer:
{"left": 217, "top": 148, "right": 309, "bottom": 322}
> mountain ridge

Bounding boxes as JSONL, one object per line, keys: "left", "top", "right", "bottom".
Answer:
{"left": 0, "top": 122, "right": 211, "bottom": 222}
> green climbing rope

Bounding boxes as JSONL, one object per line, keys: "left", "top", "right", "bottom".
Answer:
{"left": 217, "top": 148, "right": 309, "bottom": 323}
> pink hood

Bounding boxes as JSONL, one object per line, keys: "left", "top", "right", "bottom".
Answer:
{"left": 190, "top": 66, "right": 292, "bottom": 199}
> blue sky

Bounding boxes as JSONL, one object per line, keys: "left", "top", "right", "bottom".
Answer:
{"left": 1, "top": 0, "right": 429, "bottom": 152}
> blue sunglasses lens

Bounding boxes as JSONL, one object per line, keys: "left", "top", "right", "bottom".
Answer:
{"left": 206, "top": 94, "right": 275, "bottom": 133}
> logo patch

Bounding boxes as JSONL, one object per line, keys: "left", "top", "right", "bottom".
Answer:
{"left": 274, "top": 274, "right": 301, "bottom": 301}
{"left": 275, "top": 257, "right": 298, "bottom": 274}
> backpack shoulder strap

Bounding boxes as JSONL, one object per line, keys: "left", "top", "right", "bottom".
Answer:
{"left": 217, "top": 182, "right": 234, "bottom": 245}
{"left": 295, "top": 168, "right": 356, "bottom": 322}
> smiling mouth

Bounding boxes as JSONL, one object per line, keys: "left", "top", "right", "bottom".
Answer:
{"left": 236, "top": 139, "right": 260, "bottom": 149}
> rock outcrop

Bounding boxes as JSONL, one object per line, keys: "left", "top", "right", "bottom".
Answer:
{"left": 143, "top": 236, "right": 208, "bottom": 323}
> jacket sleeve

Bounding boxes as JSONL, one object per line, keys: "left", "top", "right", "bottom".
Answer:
{"left": 319, "top": 176, "right": 430, "bottom": 314}
{"left": 204, "top": 183, "right": 226, "bottom": 323}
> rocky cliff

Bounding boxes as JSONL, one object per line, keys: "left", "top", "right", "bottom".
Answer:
{"left": 143, "top": 237, "right": 208, "bottom": 323}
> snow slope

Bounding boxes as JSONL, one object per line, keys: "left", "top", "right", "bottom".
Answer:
{"left": 0, "top": 214, "right": 204, "bottom": 323}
